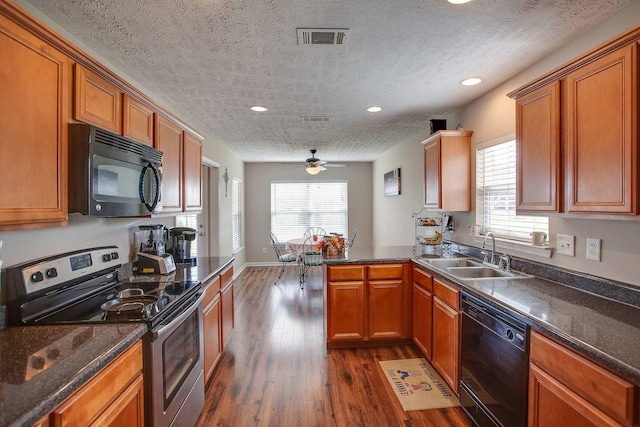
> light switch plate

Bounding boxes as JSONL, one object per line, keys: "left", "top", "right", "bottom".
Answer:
{"left": 557, "top": 234, "right": 575, "bottom": 256}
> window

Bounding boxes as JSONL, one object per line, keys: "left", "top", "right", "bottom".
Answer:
{"left": 271, "top": 181, "right": 348, "bottom": 241}
{"left": 476, "top": 138, "right": 548, "bottom": 241}
{"left": 175, "top": 214, "right": 199, "bottom": 256}
{"left": 232, "top": 178, "right": 242, "bottom": 252}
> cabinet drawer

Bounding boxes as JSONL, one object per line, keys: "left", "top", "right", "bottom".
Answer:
{"left": 530, "top": 331, "right": 637, "bottom": 426}
{"left": 412, "top": 266, "right": 433, "bottom": 292}
{"left": 433, "top": 278, "right": 459, "bottom": 310}
{"left": 327, "top": 265, "right": 365, "bottom": 281}
{"left": 203, "top": 276, "right": 221, "bottom": 307}
{"left": 368, "top": 264, "right": 403, "bottom": 280}
{"left": 220, "top": 266, "right": 233, "bottom": 287}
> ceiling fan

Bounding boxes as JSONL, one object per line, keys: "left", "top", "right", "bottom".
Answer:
{"left": 303, "top": 149, "right": 348, "bottom": 175}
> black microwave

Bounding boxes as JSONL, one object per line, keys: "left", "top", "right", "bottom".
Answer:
{"left": 68, "top": 124, "right": 163, "bottom": 217}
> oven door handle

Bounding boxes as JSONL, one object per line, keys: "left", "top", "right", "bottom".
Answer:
{"left": 152, "top": 291, "right": 204, "bottom": 342}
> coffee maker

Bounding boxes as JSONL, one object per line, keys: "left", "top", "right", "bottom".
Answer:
{"left": 168, "top": 227, "right": 197, "bottom": 263}
{"left": 136, "top": 225, "right": 176, "bottom": 274}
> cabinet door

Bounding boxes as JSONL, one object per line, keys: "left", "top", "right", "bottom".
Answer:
{"left": 183, "top": 131, "right": 203, "bottom": 211}
{"left": 0, "top": 16, "right": 68, "bottom": 230}
{"left": 368, "top": 280, "right": 403, "bottom": 339}
{"left": 155, "top": 115, "right": 183, "bottom": 212}
{"left": 122, "top": 94, "right": 154, "bottom": 146}
{"left": 432, "top": 296, "right": 460, "bottom": 394}
{"left": 221, "top": 280, "right": 235, "bottom": 347}
{"left": 528, "top": 364, "right": 620, "bottom": 427}
{"left": 52, "top": 341, "right": 143, "bottom": 427}
{"left": 423, "top": 138, "right": 441, "bottom": 209}
{"left": 516, "top": 81, "right": 561, "bottom": 212}
{"left": 566, "top": 44, "right": 637, "bottom": 214}
{"left": 204, "top": 293, "right": 222, "bottom": 385}
{"left": 412, "top": 282, "right": 433, "bottom": 360}
{"left": 74, "top": 64, "right": 122, "bottom": 133}
{"left": 327, "top": 281, "right": 365, "bottom": 341}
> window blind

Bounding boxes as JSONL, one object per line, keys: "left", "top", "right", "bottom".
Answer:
{"left": 476, "top": 140, "right": 548, "bottom": 241}
{"left": 271, "top": 181, "right": 348, "bottom": 242}
{"left": 232, "top": 178, "right": 242, "bottom": 252}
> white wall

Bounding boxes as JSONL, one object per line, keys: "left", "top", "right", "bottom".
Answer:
{"left": 374, "top": 3, "right": 640, "bottom": 286}
{"left": 244, "top": 162, "right": 373, "bottom": 263}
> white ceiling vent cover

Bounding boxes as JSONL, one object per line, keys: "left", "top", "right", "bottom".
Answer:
{"left": 296, "top": 28, "right": 349, "bottom": 45}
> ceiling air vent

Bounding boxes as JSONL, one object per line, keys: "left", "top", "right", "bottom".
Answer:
{"left": 302, "top": 116, "right": 330, "bottom": 122}
{"left": 296, "top": 28, "right": 349, "bottom": 45}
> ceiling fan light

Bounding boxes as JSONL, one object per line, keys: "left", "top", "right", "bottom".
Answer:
{"left": 306, "top": 166, "right": 321, "bottom": 175}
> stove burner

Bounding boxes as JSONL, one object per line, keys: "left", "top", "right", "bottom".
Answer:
{"left": 101, "top": 288, "right": 163, "bottom": 320}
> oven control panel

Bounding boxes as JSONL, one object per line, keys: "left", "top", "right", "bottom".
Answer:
{"left": 8, "top": 246, "right": 122, "bottom": 296}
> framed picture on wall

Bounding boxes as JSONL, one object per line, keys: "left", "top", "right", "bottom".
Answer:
{"left": 384, "top": 168, "right": 401, "bottom": 196}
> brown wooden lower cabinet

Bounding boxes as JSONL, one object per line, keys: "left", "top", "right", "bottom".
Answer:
{"left": 326, "top": 263, "right": 411, "bottom": 347}
{"left": 48, "top": 340, "right": 144, "bottom": 427}
{"left": 203, "top": 275, "right": 222, "bottom": 385}
{"left": 529, "top": 331, "right": 638, "bottom": 427}
{"left": 412, "top": 266, "right": 433, "bottom": 359}
{"left": 431, "top": 277, "right": 460, "bottom": 395}
{"left": 220, "top": 266, "right": 235, "bottom": 348}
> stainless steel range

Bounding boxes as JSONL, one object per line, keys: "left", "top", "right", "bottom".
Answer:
{"left": 4, "top": 246, "right": 205, "bottom": 427}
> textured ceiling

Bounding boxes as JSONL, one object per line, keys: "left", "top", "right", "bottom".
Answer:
{"left": 25, "top": 0, "right": 632, "bottom": 163}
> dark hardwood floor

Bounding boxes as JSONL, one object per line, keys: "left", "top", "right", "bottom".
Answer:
{"left": 196, "top": 265, "right": 474, "bottom": 427}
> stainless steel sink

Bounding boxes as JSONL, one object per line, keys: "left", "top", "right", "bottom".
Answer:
{"left": 427, "top": 258, "right": 483, "bottom": 268}
{"left": 446, "top": 266, "right": 532, "bottom": 280}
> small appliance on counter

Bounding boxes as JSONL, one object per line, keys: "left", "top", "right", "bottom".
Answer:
{"left": 138, "top": 224, "right": 168, "bottom": 256}
{"left": 168, "top": 227, "right": 197, "bottom": 263}
{"left": 136, "top": 252, "right": 176, "bottom": 275}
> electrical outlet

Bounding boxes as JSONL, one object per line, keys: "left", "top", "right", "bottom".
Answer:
{"left": 557, "top": 234, "right": 575, "bottom": 256}
{"left": 586, "top": 238, "right": 601, "bottom": 261}
{"left": 262, "top": 247, "right": 268, "bottom": 254}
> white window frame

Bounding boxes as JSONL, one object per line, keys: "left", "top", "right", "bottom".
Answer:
{"left": 475, "top": 135, "right": 551, "bottom": 257}
{"left": 270, "top": 180, "right": 348, "bottom": 242}
{"left": 232, "top": 177, "right": 243, "bottom": 253}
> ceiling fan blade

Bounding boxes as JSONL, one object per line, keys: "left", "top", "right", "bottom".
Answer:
{"left": 318, "top": 165, "right": 327, "bottom": 171}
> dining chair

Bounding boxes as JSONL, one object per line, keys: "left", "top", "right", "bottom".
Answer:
{"left": 347, "top": 229, "right": 357, "bottom": 247}
{"left": 299, "top": 235, "right": 323, "bottom": 289}
{"left": 303, "top": 227, "right": 327, "bottom": 241}
{"left": 270, "top": 231, "right": 297, "bottom": 284}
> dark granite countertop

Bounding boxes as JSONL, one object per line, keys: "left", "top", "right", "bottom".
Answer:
{"left": 323, "top": 246, "right": 640, "bottom": 385}
{"left": 122, "top": 256, "right": 234, "bottom": 285}
{"left": 322, "top": 246, "right": 416, "bottom": 265}
{"left": 0, "top": 323, "right": 146, "bottom": 427}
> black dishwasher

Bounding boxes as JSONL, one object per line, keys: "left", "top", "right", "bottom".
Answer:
{"left": 460, "top": 292, "right": 529, "bottom": 427}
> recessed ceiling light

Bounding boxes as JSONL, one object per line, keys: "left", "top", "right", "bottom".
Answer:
{"left": 447, "top": 0, "right": 473, "bottom": 4}
{"left": 460, "top": 77, "right": 482, "bottom": 86}
{"left": 367, "top": 106, "right": 382, "bottom": 113}
{"left": 250, "top": 106, "right": 268, "bottom": 112}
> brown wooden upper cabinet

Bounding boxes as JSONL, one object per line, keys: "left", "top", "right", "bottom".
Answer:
{"left": 183, "top": 131, "right": 203, "bottom": 211}
{"left": 154, "top": 117, "right": 203, "bottom": 213}
{"left": 155, "top": 115, "right": 183, "bottom": 213}
{"left": 509, "top": 27, "right": 640, "bottom": 215}
{"left": 74, "top": 64, "right": 122, "bottom": 133}
{"left": 0, "top": 14, "right": 69, "bottom": 230}
{"left": 123, "top": 94, "right": 154, "bottom": 146}
{"left": 515, "top": 81, "right": 561, "bottom": 212}
{"left": 421, "top": 130, "right": 473, "bottom": 211}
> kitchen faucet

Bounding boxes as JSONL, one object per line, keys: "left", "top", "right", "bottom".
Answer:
{"left": 482, "top": 232, "right": 496, "bottom": 265}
